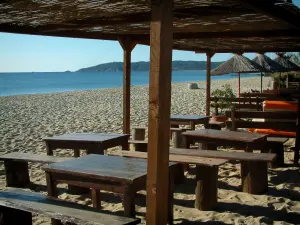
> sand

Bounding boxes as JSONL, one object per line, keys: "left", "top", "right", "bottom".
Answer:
{"left": 1, "top": 76, "right": 300, "bottom": 225}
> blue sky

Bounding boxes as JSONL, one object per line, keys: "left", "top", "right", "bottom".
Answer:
{"left": 0, "top": 0, "right": 299, "bottom": 72}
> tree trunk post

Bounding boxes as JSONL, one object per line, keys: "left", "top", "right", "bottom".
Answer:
{"left": 206, "top": 52, "right": 214, "bottom": 116}
{"left": 146, "top": 0, "right": 173, "bottom": 223}
{"left": 119, "top": 38, "right": 136, "bottom": 136}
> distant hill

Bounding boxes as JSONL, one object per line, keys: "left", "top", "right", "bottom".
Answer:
{"left": 77, "top": 60, "right": 224, "bottom": 72}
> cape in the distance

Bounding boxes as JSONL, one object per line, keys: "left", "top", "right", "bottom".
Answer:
{"left": 77, "top": 60, "right": 224, "bottom": 72}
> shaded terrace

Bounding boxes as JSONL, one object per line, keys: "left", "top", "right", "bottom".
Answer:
{"left": 1, "top": 0, "right": 300, "bottom": 224}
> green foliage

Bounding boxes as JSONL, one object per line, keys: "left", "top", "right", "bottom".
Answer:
{"left": 271, "top": 71, "right": 300, "bottom": 88}
{"left": 211, "top": 84, "right": 236, "bottom": 115}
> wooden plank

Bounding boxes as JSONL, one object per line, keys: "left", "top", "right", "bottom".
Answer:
{"left": 0, "top": 152, "right": 71, "bottom": 163}
{"left": 211, "top": 97, "right": 264, "bottom": 103}
{"left": 147, "top": 0, "right": 173, "bottom": 224}
{"left": 119, "top": 38, "right": 136, "bottom": 135}
{"left": 128, "top": 140, "right": 148, "bottom": 144}
{"left": 182, "top": 129, "right": 267, "bottom": 143}
{"left": 233, "top": 121, "right": 296, "bottom": 131}
{"left": 231, "top": 110, "right": 297, "bottom": 119}
{"left": 232, "top": 103, "right": 261, "bottom": 110}
{"left": 295, "top": 97, "right": 300, "bottom": 165}
{"left": 0, "top": 190, "right": 140, "bottom": 225}
{"left": 108, "top": 150, "right": 228, "bottom": 166}
{"left": 206, "top": 52, "right": 213, "bottom": 116}
{"left": 44, "top": 154, "right": 149, "bottom": 183}
{"left": 170, "top": 148, "right": 276, "bottom": 162}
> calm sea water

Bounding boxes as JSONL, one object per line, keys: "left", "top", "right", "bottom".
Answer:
{"left": 0, "top": 71, "right": 259, "bottom": 96}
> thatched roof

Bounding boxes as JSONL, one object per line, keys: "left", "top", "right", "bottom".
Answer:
{"left": 211, "top": 54, "right": 263, "bottom": 76}
{"left": 0, "top": 0, "right": 300, "bottom": 53}
{"left": 274, "top": 56, "right": 300, "bottom": 71}
{"left": 252, "top": 54, "right": 288, "bottom": 73}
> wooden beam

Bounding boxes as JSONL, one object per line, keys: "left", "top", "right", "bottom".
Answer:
{"left": 206, "top": 52, "right": 214, "bottom": 116}
{"left": 119, "top": 38, "right": 136, "bottom": 135}
{"left": 147, "top": 0, "right": 173, "bottom": 224}
{"left": 235, "top": 0, "right": 300, "bottom": 30}
{"left": 194, "top": 47, "right": 300, "bottom": 54}
{"left": 1, "top": 23, "right": 300, "bottom": 41}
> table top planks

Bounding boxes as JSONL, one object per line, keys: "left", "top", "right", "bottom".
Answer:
{"left": 108, "top": 150, "right": 228, "bottom": 166}
{"left": 170, "top": 148, "right": 276, "bottom": 162}
{"left": 170, "top": 115, "right": 211, "bottom": 122}
{"left": 182, "top": 129, "right": 268, "bottom": 143}
{"left": 43, "top": 133, "right": 129, "bottom": 143}
{"left": 44, "top": 154, "right": 175, "bottom": 183}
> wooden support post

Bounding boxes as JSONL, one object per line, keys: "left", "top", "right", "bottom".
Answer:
{"left": 0, "top": 206, "right": 32, "bottom": 225}
{"left": 241, "top": 145, "right": 268, "bottom": 194}
{"left": 267, "top": 142, "right": 284, "bottom": 168}
{"left": 206, "top": 52, "right": 214, "bottom": 116}
{"left": 194, "top": 165, "right": 218, "bottom": 211}
{"left": 295, "top": 97, "right": 300, "bottom": 166}
{"left": 119, "top": 38, "right": 136, "bottom": 135}
{"left": 132, "top": 127, "right": 147, "bottom": 152}
{"left": 4, "top": 160, "right": 30, "bottom": 187}
{"left": 261, "top": 72, "right": 263, "bottom": 93}
{"left": 46, "top": 172, "right": 62, "bottom": 225}
{"left": 238, "top": 72, "right": 241, "bottom": 98}
{"left": 147, "top": 0, "right": 173, "bottom": 224}
{"left": 172, "top": 129, "right": 186, "bottom": 184}
{"left": 91, "top": 189, "right": 101, "bottom": 209}
{"left": 123, "top": 185, "right": 135, "bottom": 218}
{"left": 241, "top": 161, "right": 268, "bottom": 194}
{"left": 231, "top": 106, "right": 236, "bottom": 131}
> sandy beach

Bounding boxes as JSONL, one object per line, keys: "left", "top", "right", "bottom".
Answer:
{"left": 1, "top": 76, "right": 300, "bottom": 225}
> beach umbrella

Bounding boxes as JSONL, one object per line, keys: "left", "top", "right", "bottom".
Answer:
{"left": 211, "top": 54, "right": 264, "bottom": 97}
{"left": 274, "top": 55, "right": 300, "bottom": 88}
{"left": 252, "top": 53, "right": 288, "bottom": 92}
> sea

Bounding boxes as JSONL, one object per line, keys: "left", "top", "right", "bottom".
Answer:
{"left": 0, "top": 71, "right": 260, "bottom": 96}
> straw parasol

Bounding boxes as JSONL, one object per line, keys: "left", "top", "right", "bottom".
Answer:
{"left": 274, "top": 55, "right": 300, "bottom": 71}
{"left": 211, "top": 54, "right": 264, "bottom": 97}
{"left": 252, "top": 53, "right": 288, "bottom": 92}
{"left": 274, "top": 54, "right": 300, "bottom": 88}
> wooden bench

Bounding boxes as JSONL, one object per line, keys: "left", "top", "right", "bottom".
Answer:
{"left": 109, "top": 150, "right": 228, "bottom": 211}
{"left": 0, "top": 189, "right": 140, "bottom": 225}
{"left": 226, "top": 109, "right": 299, "bottom": 166}
{"left": 170, "top": 148, "right": 276, "bottom": 195}
{"left": 0, "top": 153, "right": 71, "bottom": 187}
{"left": 210, "top": 97, "right": 263, "bottom": 116}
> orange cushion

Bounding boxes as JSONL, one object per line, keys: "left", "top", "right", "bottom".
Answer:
{"left": 264, "top": 100, "right": 297, "bottom": 111}
{"left": 249, "top": 128, "right": 296, "bottom": 137}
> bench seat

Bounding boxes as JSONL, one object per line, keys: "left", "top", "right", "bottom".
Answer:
{"left": 0, "top": 152, "right": 71, "bottom": 187}
{"left": 109, "top": 150, "right": 228, "bottom": 211}
{"left": 0, "top": 189, "right": 140, "bottom": 225}
{"left": 170, "top": 148, "right": 275, "bottom": 194}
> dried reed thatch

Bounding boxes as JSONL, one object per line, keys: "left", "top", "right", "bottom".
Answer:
{"left": 211, "top": 54, "right": 263, "bottom": 76}
{"left": 252, "top": 54, "right": 288, "bottom": 73}
{"left": 274, "top": 56, "right": 300, "bottom": 71}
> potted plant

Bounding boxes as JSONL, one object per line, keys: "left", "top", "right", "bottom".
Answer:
{"left": 210, "top": 84, "right": 236, "bottom": 122}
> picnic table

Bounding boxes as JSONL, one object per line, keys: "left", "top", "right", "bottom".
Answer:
{"left": 44, "top": 133, "right": 130, "bottom": 157}
{"left": 43, "top": 154, "right": 177, "bottom": 222}
{"left": 182, "top": 129, "right": 268, "bottom": 151}
{"left": 170, "top": 115, "right": 211, "bottom": 130}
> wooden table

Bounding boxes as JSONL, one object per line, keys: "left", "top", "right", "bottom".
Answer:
{"left": 44, "top": 133, "right": 130, "bottom": 157}
{"left": 43, "top": 154, "right": 176, "bottom": 223}
{"left": 170, "top": 115, "right": 211, "bottom": 130}
{"left": 182, "top": 129, "right": 268, "bottom": 151}
{"left": 182, "top": 129, "right": 269, "bottom": 194}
